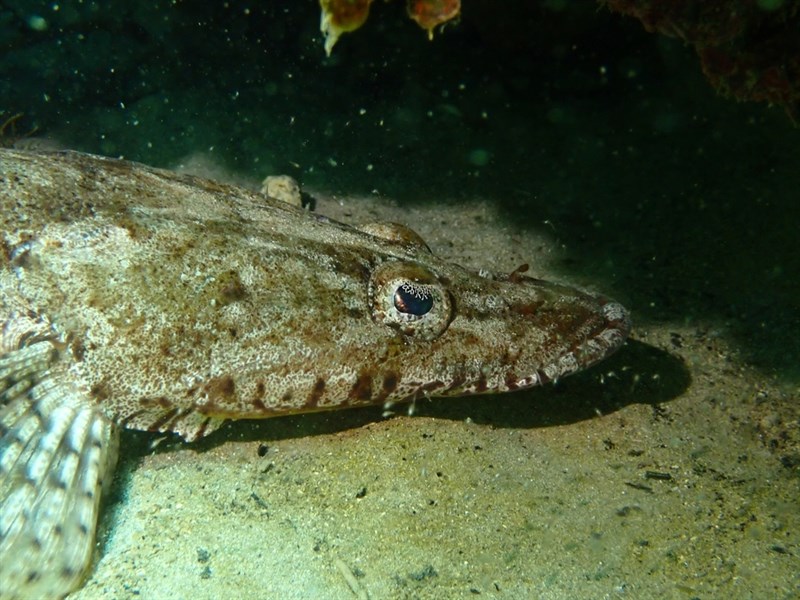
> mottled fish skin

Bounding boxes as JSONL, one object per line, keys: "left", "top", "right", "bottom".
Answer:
{"left": 0, "top": 148, "right": 630, "bottom": 597}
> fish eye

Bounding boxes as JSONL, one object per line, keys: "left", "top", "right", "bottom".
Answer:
{"left": 369, "top": 261, "right": 453, "bottom": 340}
{"left": 393, "top": 282, "right": 434, "bottom": 316}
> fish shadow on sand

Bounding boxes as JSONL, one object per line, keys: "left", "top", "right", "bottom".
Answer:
{"left": 415, "top": 339, "right": 689, "bottom": 429}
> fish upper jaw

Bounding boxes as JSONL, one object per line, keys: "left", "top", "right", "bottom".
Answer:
{"left": 428, "top": 273, "right": 632, "bottom": 398}
{"left": 531, "top": 297, "right": 630, "bottom": 385}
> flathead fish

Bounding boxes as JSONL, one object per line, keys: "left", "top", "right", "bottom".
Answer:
{"left": 0, "top": 149, "right": 630, "bottom": 598}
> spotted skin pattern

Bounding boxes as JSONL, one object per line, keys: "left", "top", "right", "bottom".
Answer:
{"left": 0, "top": 149, "right": 630, "bottom": 597}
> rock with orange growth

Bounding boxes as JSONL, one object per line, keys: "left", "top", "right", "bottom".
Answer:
{"left": 407, "top": 0, "right": 461, "bottom": 40}
{"left": 320, "top": 0, "right": 373, "bottom": 56}
{"left": 601, "top": 0, "right": 800, "bottom": 121}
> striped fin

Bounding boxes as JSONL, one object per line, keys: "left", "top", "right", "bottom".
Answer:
{"left": 0, "top": 315, "right": 118, "bottom": 599}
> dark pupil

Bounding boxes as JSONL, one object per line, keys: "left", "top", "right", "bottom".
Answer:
{"left": 393, "top": 283, "right": 434, "bottom": 316}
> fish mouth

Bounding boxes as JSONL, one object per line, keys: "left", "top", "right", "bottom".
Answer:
{"left": 438, "top": 296, "right": 631, "bottom": 397}
{"left": 535, "top": 298, "right": 631, "bottom": 385}
{"left": 494, "top": 296, "right": 631, "bottom": 390}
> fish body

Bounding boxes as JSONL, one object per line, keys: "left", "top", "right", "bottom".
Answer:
{"left": 0, "top": 149, "right": 630, "bottom": 597}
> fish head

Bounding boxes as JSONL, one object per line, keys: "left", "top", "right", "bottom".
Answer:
{"left": 211, "top": 213, "right": 632, "bottom": 418}
{"left": 163, "top": 216, "right": 630, "bottom": 436}
{"left": 355, "top": 250, "right": 630, "bottom": 402}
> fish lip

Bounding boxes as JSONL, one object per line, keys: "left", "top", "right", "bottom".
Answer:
{"left": 520, "top": 296, "right": 632, "bottom": 387}
{"left": 569, "top": 296, "right": 631, "bottom": 370}
{"left": 598, "top": 297, "right": 632, "bottom": 342}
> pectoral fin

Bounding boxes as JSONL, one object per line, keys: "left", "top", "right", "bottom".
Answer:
{"left": 0, "top": 315, "right": 119, "bottom": 599}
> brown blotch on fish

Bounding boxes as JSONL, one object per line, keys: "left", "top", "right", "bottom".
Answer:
{"left": 152, "top": 396, "right": 173, "bottom": 408}
{"left": 194, "top": 417, "right": 213, "bottom": 439}
{"left": 446, "top": 373, "right": 466, "bottom": 392}
{"left": 381, "top": 372, "right": 399, "bottom": 396}
{"left": 417, "top": 381, "right": 444, "bottom": 396}
{"left": 504, "top": 373, "right": 520, "bottom": 390}
{"left": 214, "top": 270, "right": 247, "bottom": 305}
{"left": 69, "top": 337, "right": 86, "bottom": 361}
{"left": 308, "top": 378, "right": 326, "bottom": 407}
{"left": 148, "top": 408, "right": 180, "bottom": 431}
{"left": 251, "top": 382, "right": 268, "bottom": 411}
{"left": 350, "top": 372, "right": 373, "bottom": 401}
{"left": 346, "top": 307, "right": 364, "bottom": 320}
{"left": 0, "top": 238, "right": 12, "bottom": 265}
{"left": 89, "top": 382, "right": 111, "bottom": 403}
{"left": 204, "top": 375, "right": 236, "bottom": 402}
{"left": 510, "top": 300, "right": 542, "bottom": 317}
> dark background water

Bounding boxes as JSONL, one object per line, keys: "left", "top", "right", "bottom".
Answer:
{"left": 2, "top": 1, "right": 798, "bottom": 379}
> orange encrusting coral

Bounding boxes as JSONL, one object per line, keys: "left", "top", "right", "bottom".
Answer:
{"left": 407, "top": 0, "right": 461, "bottom": 40}
{"left": 320, "top": 0, "right": 373, "bottom": 56}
